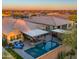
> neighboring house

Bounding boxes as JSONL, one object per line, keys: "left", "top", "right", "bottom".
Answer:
{"left": 3, "top": 29, "right": 24, "bottom": 44}
{"left": 2, "top": 17, "right": 31, "bottom": 44}
{"left": 26, "top": 16, "right": 74, "bottom": 30}
{"left": 7, "top": 29, "right": 24, "bottom": 43}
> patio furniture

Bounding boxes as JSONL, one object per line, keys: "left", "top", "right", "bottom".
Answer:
{"left": 13, "top": 41, "right": 24, "bottom": 49}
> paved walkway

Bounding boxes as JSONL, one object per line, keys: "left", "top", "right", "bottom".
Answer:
{"left": 14, "top": 49, "right": 34, "bottom": 59}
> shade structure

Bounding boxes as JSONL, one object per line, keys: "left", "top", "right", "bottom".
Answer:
{"left": 23, "top": 29, "right": 48, "bottom": 37}
{"left": 51, "top": 29, "right": 70, "bottom": 34}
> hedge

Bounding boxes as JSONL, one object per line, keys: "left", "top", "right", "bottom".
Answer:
{"left": 6, "top": 48, "right": 23, "bottom": 59}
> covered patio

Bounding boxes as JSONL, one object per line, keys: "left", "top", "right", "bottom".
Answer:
{"left": 22, "top": 29, "right": 70, "bottom": 46}
{"left": 50, "top": 29, "right": 70, "bottom": 42}
{"left": 22, "top": 29, "right": 49, "bottom": 45}
{"left": 51, "top": 29, "right": 70, "bottom": 34}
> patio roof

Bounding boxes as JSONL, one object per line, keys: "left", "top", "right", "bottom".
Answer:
{"left": 26, "top": 16, "right": 70, "bottom": 26}
{"left": 51, "top": 29, "right": 70, "bottom": 34}
{"left": 23, "top": 29, "right": 48, "bottom": 37}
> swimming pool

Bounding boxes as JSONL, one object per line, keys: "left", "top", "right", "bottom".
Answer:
{"left": 25, "top": 40, "right": 59, "bottom": 58}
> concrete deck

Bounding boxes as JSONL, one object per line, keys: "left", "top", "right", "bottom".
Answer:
{"left": 14, "top": 49, "right": 34, "bottom": 59}
{"left": 13, "top": 34, "right": 59, "bottom": 59}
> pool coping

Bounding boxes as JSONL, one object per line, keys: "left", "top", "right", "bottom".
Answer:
{"left": 36, "top": 45, "right": 63, "bottom": 59}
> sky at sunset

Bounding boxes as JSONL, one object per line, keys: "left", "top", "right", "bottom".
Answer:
{"left": 2, "top": 0, "right": 77, "bottom": 10}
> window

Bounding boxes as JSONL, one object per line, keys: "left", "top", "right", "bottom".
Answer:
{"left": 17, "top": 34, "right": 21, "bottom": 39}
{"left": 53, "top": 26, "right": 55, "bottom": 29}
{"left": 50, "top": 26, "right": 54, "bottom": 30}
{"left": 10, "top": 36, "right": 15, "bottom": 41}
{"left": 68, "top": 24, "right": 71, "bottom": 27}
{"left": 57, "top": 26, "right": 60, "bottom": 29}
{"left": 62, "top": 24, "right": 67, "bottom": 29}
{"left": 46, "top": 26, "right": 50, "bottom": 31}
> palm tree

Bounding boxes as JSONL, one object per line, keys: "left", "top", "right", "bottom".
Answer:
{"left": 57, "top": 51, "right": 66, "bottom": 59}
{"left": 2, "top": 33, "right": 7, "bottom": 47}
{"left": 61, "top": 25, "right": 77, "bottom": 59}
{"left": 68, "top": 14, "right": 77, "bottom": 22}
{"left": 66, "top": 49, "right": 75, "bottom": 59}
{"left": 62, "top": 25, "right": 76, "bottom": 49}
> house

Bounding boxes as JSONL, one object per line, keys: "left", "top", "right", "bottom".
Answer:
{"left": 26, "top": 16, "right": 74, "bottom": 30}
{"left": 2, "top": 17, "right": 31, "bottom": 44}
{"left": 2, "top": 29, "right": 24, "bottom": 44}
{"left": 7, "top": 29, "right": 24, "bottom": 43}
{"left": 2, "top": 16, "right": 73, "bottom": 59}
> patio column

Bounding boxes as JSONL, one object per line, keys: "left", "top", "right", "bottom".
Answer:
{"left": 43, "top": 34, "right": 47, "bottom": 40}
{"left": 60, "top": 26, "right": 62, "bottom": 29}
{"left": 54, "top": 26, "right": 57, "bottom": 29}
{"left": 67, "top": 24, "right": 69, "bottom": 29}
{"left": 46, "top": 25, "right": 50, "bottom": 31}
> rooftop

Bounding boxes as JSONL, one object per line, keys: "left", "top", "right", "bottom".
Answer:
{"left": 23, "top": 29, "right": 48, "bottom": 37}
{"left": 51, "top": 29, "right": 70, "bottom": 34}
{"left": 26, "top": 16, "right": 70, "bottom": 26}
{"left": 2, "top": 17, "right": 31, "bottom": 35}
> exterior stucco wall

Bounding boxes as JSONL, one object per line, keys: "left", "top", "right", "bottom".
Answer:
{"left": 37, "top": 45, "right": 67, "bottom": 59}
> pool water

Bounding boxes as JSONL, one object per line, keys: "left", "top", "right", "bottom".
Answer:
{"left": 25, "top": 41, "right": 59, "bottom": 58}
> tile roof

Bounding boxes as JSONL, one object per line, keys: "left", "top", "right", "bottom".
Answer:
{"left": 2, "top": 17, "right": 31, "bottom": 35}
{"left": 26, "top": 16, "right": 70, "bottom": 26}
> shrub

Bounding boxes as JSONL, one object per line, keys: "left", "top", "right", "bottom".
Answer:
{"left": 6, "top": 48, "right": 23, "bottom": 59}
{"left": 57, "top": 51, "right": 66, "bottom": 59}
